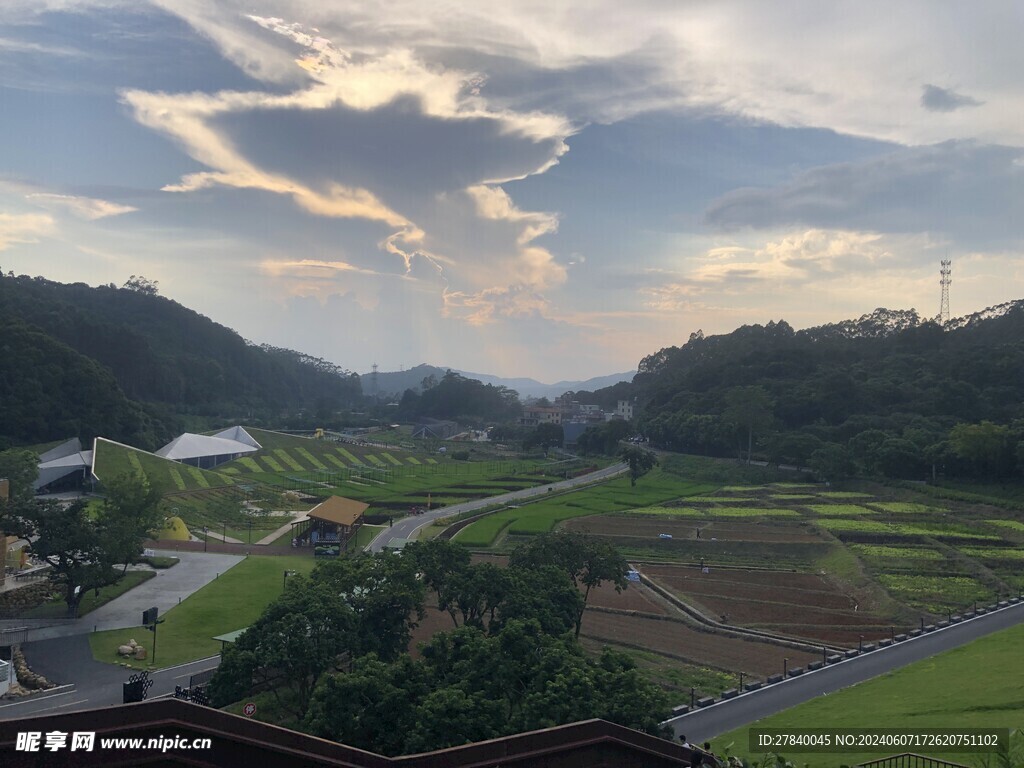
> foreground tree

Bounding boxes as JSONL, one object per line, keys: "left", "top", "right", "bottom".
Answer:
{"left": 509, "top": 532, "right": 628, "bottom": 638}
{"left": 8, "top": 499, "right": 115, "bottom": 614}
{"left": 210, "top": 576, "right": 353, "bottom": 715}
{"left": 98, "top": 473, "right": 165, "bottom": 575}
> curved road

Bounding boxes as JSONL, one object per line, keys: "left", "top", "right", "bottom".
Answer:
{"left": 367, "top": 462, "right": 627, "bottom": 552}
{"left": 667, "top": 600, "right": 1024, "bottom": 742}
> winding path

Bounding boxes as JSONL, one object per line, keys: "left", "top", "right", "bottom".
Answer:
{"left": 367, "top": 462, "right": 628, "bottom": 552}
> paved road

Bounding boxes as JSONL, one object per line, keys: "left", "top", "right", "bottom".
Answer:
{"left": 667, "top": 600, "right": 1024, "bottom": 743}
{"left": 0, "top": 636, "right": 218, "bottom": 721}
{"left": 367, "top": 463, "right": 628, "bottom": 552}
{"left": 13, "top": 551, "right": 245, "bottom": 642}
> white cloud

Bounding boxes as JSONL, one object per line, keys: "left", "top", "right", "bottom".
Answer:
{"left": 0, "top": 212, "right": 54, "bottom": 250}
{"left": 26, "top": 193, "right": 137, "bottom": 220}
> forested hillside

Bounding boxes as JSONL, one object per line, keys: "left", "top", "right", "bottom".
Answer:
{"left": 629, "top": 303, "right": 1024, "bottom": 480}
{"left": 0, "top": 272, "right": 362, "bottom": 449}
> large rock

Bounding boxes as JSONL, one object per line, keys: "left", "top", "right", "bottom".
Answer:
{"left": 133, "top": 648, "right": 147, "bottom": 660}
{"left": 118, "top": 645, "right": 134, "bottom": 657}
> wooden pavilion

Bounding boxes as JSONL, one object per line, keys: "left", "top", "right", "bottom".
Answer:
{"left": 291, "top": 496, "right": 368, "bottom": 553}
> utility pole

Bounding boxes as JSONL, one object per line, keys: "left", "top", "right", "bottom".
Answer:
{"left": 939, "top": 259, "right": 952, "bottom": 326}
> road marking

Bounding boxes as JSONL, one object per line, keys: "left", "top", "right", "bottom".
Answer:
{"left": 52, "top": 698, "right": 89, "bottom": 709}
{"left": 0, "top": 689, "right": 76, "bottom": 708}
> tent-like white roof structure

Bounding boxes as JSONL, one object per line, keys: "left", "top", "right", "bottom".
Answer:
{"left": 35, "top": 439, "right": 94, "bottom": 489}
{"left": 155, "top": 426, "right": 261, "bottom": 462}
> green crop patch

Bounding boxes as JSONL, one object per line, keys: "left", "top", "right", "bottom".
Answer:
{"left": 167, "top": 467, "right": 186, "bottom": 490}
{"left": 236, "top": 457, "right": 262, "bottom": 473}
{"left": 335, "top": 446, "right": 361, "bottom": 464}
{"left": 872, "top": 502, "right": 938, "bottom": 514}
{"left": 126, "top": 452, "right": 144, "bottom": 474}
{"left": 851, "top": 544, "right": 943, "bottom": 560}
{"left": 807, "top": 504, "right": 877, "bottom": 516}
{"left": 273, "top": 449, "right": 304, "bottom": 471}
{"left": 364, "top": 454, "right": 385, "bottom": 466}
{"left": 324, "top": 454, "right": 348, "bottom": 470}
{"left": 406, "top": 456, "right": 421, "bottom": 465}
{"left": 628, "top": 506, "right": 799, "bottom": 518}
{"left": 294, "top": 447, "right": 327, "bottom": 470}
{"left": 684, "top": 496, "right": 751, "bottom": 503}
{"left": 260, "top": 456, "right": 285, "bottom": 472}
{"left": 818, "top": 518, "right": 998, "bottom": 540}
{"left": 961, "top": 547, "right": 1024, "bottom": 561}
{"left": 186, "top": 466, "right": 210, "bottom": 488}
{"left": 878, "top": 574, "right": 991, "bottom": 613}
{"left": 771, "top": 494, "right": 817, "bottom": 500}
{"left": 381, "top": 452, "right": 403, "bottom": 466}
{"left": 817, "top": 491, "right": 871, "bottom": 499}
{"left": 986, "top": 519, "right": 1024, "bottom": 533}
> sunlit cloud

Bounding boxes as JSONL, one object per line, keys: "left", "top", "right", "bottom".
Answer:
{"left": 26, "top": 193, "right": 137, "bottom": 220}
{"left": 0, "top": 211, "right": 55, "bottom": 250}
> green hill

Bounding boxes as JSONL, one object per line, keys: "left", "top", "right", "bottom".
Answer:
{"left": 0, "top": 272, "right": 362, "bottom": 449}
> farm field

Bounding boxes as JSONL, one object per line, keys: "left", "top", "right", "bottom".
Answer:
{"left": 454, "top": 467, "right": 717, "bottom": 546}
{"left": 642, "top": 565, "right": 896, "bottom": 646}
{"left": 554, "top": 476, "right": 1018, "bottom": 626}
{"left": 579, "top": 610, "right": 818, "bottom": 678}
{"left": 716, "top": 622, "right": 1024, "bottom": 768}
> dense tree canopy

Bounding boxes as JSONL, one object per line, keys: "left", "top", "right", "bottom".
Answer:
{"left": 396, "top": 370, "right": 521, "bottom": 424}
{"left": 213, "top": 537, "right": 667, "bottom": 756}
{"left": 614, "top": 303, "right": 1024, "bottom": 480}
{"left": 0, "top": 271, "right": 362, "bottom": 447}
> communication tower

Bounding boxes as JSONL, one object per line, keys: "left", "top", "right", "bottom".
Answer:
{"left": 371, "top": 363, "right": 379, "bottom": 400}
{"left": 939, "top": 259, "right": 952, "bottom": 326}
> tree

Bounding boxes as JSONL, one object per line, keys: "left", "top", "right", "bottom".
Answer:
{"left": 210, "top": 576, "right": 353, "bottom": 715}
{"left": 723, "top": 385, "right": 774, "bottom": 464}
{"left": 509, "top": 532, "right": 628, "bottom": 637}
{"left": 98, "top": 473, "right": 165, "bottom": 575}
{"left": 0, "top": 448, "right": 39, "bottom": 501}
{"left": 304, "top": 654, "right": 429, "bottom": 756}
{"left": 8, "top": 499, "right": 115, "bottom": 614}
{"left": 523, "top": 423, "right": 564, "bottom": 451}
{"left": 949, "top": 421, "right": 1015, "bottom": 478}
{"left": 315, "top": 552, "right": 425, "bottom": 661}
{"left": 122, "top": 275, "right": 159, "bottom": 295}
{"left": 619, "top": 445, "right": 658, "bottom": 486}
{"left": 808, "top": 443, "right": 854, "bottom": 482}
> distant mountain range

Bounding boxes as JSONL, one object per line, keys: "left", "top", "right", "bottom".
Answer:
{"left": 361, "top": 364, "right": 636, "bottom": 401}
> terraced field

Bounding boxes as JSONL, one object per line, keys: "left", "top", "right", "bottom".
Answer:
{"left": 643, "top": 565, "right": 896, "bottom": 645}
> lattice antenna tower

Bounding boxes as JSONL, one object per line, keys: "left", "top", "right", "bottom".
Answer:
{"left": 371, "top": 363, "right": 379, "bottom": 400}
{"left": 939, "top": 259, "right": 952, "bottom": 326}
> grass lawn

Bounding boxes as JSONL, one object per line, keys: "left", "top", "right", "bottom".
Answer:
{"left": 716, "top": 622, "right": 1024, "bottom": 767}
{"left": 88, "top": 555, "right": 315, "bottom": 669}
{"left": 351, "top": 524, "right": 385, "bottom": 550}
{"left": 26, "top": 571, "right": 155, "bottom": 619}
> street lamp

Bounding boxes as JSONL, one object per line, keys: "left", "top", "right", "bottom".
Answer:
{"left": 859, "top": 635, "right": 864, "bottom": 653}
{"left": 203, "top": 527, "right": 209, "bottom": 552}
{"left": 283, "top": 570, "right": 297, "bottom": 591}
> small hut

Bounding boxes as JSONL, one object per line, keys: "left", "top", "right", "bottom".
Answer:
{"left": 292, "top": 496, "right": 368, "bottom": 555}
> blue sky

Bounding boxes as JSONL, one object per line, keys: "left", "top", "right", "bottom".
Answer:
{"left": 1, "top": 1, "right": 1022, "bottom": 381}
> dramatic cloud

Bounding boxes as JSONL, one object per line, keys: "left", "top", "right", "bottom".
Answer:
{"left": 705, "top": 142, "right": 1024, "bottom": 247}
{"left": 921, "top": 84, "right": 983, "bottom": 113}
{"left": 3, "top": 1, "right": 1024, "bottom": 380}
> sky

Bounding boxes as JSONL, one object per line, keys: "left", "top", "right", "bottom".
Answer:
{"left": 1, "top": 1, "right": 1022, "bottom": 382}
